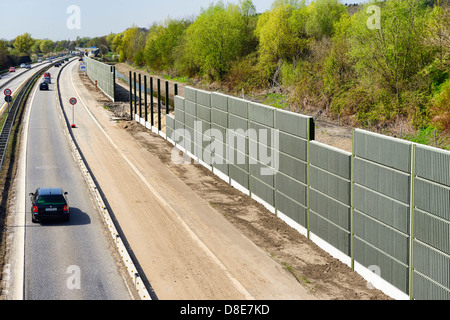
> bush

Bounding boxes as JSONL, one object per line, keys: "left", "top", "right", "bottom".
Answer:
{"left": 431, "top": 78, "right": 450, "bottom": 131}
{"left": 225, "top": 53, "right": 262, "bottom": 92}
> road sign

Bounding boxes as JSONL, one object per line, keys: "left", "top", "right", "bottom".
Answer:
{"left": 69, "top": 97, "right": 77, "bottom": 128}
{"left": 4, "top": 89, "right": 12, "bottom": 96}
{"left": 4, "top": 96, "right": 12, "bottom": 103}
{"left": 80, "top": 64, "right": 87, "bottom": 72}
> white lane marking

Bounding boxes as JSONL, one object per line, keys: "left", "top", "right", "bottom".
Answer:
{"left": 0, "top": 67, "right": 43, "bottom": 114}
{"left": 60, "top": 62, "right": 148, "bottom": 300}
{"left": 12, "top": 76, "right": 40, "bottom": 300}
{"left": 67, "top": 63, "right": 254, "bottom": 300}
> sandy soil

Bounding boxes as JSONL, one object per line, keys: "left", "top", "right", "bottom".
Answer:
{"left": 85, "top": 64, "right": 390, "bottom": 300}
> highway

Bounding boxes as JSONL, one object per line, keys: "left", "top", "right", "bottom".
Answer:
{"left": 0, "top": 62, "right": 48, "bottom": 114}
{"left": 4, "top": 56, "right": 317, "bottom": 301}
{"left": 7, "top": 59, "right": 134, "bottom": 300}
{"left": 55, "top": 58, "right": 316, "bottom": 300}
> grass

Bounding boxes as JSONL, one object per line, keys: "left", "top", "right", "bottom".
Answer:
{"left": 281, "top": 262, "right": 310, "bottom": 285}
{"left": 161, "top": 74, "right": 190, "bottom": 84}
{"left": 0, "top": 112, "right": 7, "bottom": 131}
{"left": 261, "top": 93, "right": 289, "bottom": 109}
{"left": 404, "top": 126, "right": 441, "bottom": 147}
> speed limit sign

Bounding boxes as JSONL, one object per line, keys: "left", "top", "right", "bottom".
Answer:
{"left": 69, "top": 97, "right": 77, "bottom": 128}
{"left": 4, "top": 89, "right": 12, "bottom": 96}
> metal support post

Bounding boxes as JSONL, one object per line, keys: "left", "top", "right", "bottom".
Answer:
{"left": 158, "top": 79, "right": 162, "bottom": 131}
{"left": 129, "top": 71, "right": 133, "bottom": 120}
{"left": 133, "top": 72, "right": 137, "bottom": 117}
{"left": 139, "top": 73, "right": 142, "bottom": 118}
{"left": 150, "top": 77, "right": 154, "bottom": 126}
{"left": 165, "top": 81, "right": 169, "bottom": 114}
{"left": 144, "top": 75, "right": 148, "bottom": 122}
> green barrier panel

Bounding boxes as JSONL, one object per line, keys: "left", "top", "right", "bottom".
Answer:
{"left": 353, "top": 235, "right": 410, "bottom": 294}
{"left": 228, "top": 96, "right": 248, "bottom": 118}
{"left": 84, "top": 57, "right": 116, "bottom": 101}
{"left": 274, "top": 109, "right": 313, "bottom": 228}
{"left": 352, "top": 129, "right": 412, "bottom": 296}
{"left": 184, "top": 86, "right": 197, "bottom": 102}
{"left": 167, "top": 88, "right": 450, "bottom": 300}
{"left": 412, "top": 270, "right": 450, "bottom": 300}
{"left": 211, "top": 92, "right": 228, "bottom": 111}
{"left": 412, "top": 144, "right": 450, "bottom": 300}
{"left": 412, "top": 241, "right": 450, "bottom": 300}
{"left": 166, "top": 114, "right": 175, "bottom": 141}
{"left": 309, "top": 141, "right": 352, "bottom": 256}
{"left": 196, "top": 89, "right": 211, "bottom": 107}
{"left": 354, "top": 129, "right": 411, "bottom": 172}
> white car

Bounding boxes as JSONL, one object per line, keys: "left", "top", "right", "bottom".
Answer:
{"left": 20, "top": 63, "right": 26, "bottom": 68}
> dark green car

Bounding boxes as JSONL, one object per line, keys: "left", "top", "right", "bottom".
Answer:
{"left": 30, "top": 188, "right": 70, "bottom": 223}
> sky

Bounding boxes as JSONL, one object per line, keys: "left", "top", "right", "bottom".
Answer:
{"left": 0, "top": 0, "right": 364, "bottom": 41}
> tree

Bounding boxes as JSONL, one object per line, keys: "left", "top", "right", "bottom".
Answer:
{"left": 14, "top": 33, "right": 35, "bottom": 55}
{"left": 111, "top": 33, "right": 123, "bottom": 54}
{"left": 144, "top": 19, "right": 189, "bottom": 71}
{"left": 32, "top": 40, "right": 42, "bottom": 55}
{"left": 305, "top": 0, "right": 346, "bottom": 39}
{"left": 120, "top": 27, "right": 147, "bottom": 64}
{"left": 40, "top": 40, "right": 54, "bottom": 55}
{"left": 0, "top": 40, "right": 9, "bottom": 70}
{"left": 349, "top": 0, "right": 433, "bottom": 100}
{"left": 106, "top": 33, "right": 116, "bottom": 51}
{"left": 182, "top": 1, "right": 251, "bottom": 80}
{"left": 254, "top": 0, "right": 309, "bottom": 85}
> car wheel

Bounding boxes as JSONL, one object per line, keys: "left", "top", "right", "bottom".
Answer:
{"left": 32, "top": 214, "right": 38, "bottom": 223}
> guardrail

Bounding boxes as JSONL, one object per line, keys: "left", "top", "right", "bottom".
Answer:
{"left": 0, "top": 62, "right": 50, "bottom": 92}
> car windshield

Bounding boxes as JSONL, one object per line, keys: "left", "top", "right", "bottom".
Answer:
{"left": 36, "top": 195, "right": 66, "bottom": 206}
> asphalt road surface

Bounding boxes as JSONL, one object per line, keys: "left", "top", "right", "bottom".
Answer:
{"left": 0, "top": 62, "right": 48, "bottom": 114}
{"left": 21, "top": 61, "right": 133, "bottom": 300}
{"left": 56, "top": 58, "right": 317, "bottom": 300}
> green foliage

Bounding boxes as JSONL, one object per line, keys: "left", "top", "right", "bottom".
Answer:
{"left": 144, "top": 19, "right": 189, "bottom": 72}
{"left": 430, "top": 78, "right": 450, "bottom": 131}
{"left": 225, "top": 52, "right": 262, "bottom": 91}
{"left": 14, "top": 33, "right": 35, "bottom": 55}
{"left": 262, "top": 93, "right": 289, "bottom": 109}
{"left": 304, "top": 0, "right": 346, "bottom": 39}
{"left": 114, "top": 27, "right": 147, "bottom": 65}
{"left": 40, "top": 40, "right": 54, "bottom": 55}
{"left": 182, "top": 1, "right": 253, "bottom": 80}
{"left": 255, "top": 1, "right": 309, "bottom": 85}
{"left": 133, "top": 49, "right": 146, "bottom": 67}
{"left": 404, "top": 125, "right": 440, "bottom": 145}
{"left": 349, "top": 0, "right": 433, "bottom": 97}
{"left": 101, "top": 0, "right": 448, "bottom": 137}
